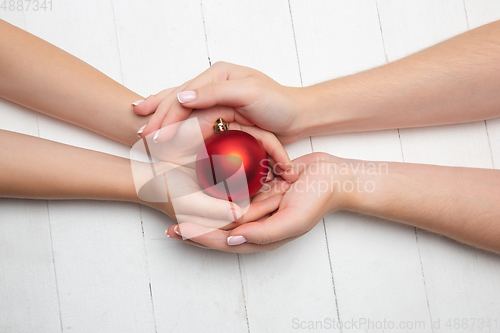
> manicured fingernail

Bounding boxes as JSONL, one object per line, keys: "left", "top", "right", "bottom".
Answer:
{"left": 132, "top": 99, "right": 144, "bottom": 106}
{"left": 177, "top": 91, "right": 197, "bottom": 103}
{"left": 165, "top": 232, "right": 171, "bottom": 238}
{"left": 137, "top": 124, "right": 147, "bottom": 137}
{"left": 153, "top": 129, "right": 160, "bottom": 143}
{"left": 174, "top": 225, "right": 181, "bottom": 236}
{"left": 227, "top": 235, "right": 246, "bottom": 246}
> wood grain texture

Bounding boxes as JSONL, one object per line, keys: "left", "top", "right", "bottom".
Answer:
{"left": 201, "top": 1, "right": 340, "bottom": 332}
{"left": 1, "top": 0, "right": 499, "bottom": 332}
{"left": 291, "top": 1, "right": 431, "bottom": 331}
{"left": 47, "top": 201, "right": 155, "bottom": 333}
{"left": 377, "top": 1, "right": 500, "bottom": 332}
{"left": 0, "top": 200, "right": 62, "bottom": 333}
{"left": 15, "top": 1, "right": 156, "bottom": 332}
{"left": 113, "top": 1, "right": 249, "bottom": 332}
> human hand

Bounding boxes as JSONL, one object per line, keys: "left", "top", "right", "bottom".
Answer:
{"left": 165, "top": 153, "right": 354, "bottom": 252}
{"left": 135, "top": 159, "right": 287, "bottom": 232}
{"left": 135, "top": 105, "right": 298, "bottom": 183}
{"left": 131, "top": 113, "right": 298, "bottom": 227}
{"left": 133, "top": 62, "right": 308, "bottom": 145}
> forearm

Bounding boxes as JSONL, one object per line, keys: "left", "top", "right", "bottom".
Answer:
{"left": 300, "top": 20, "right": 500, "bottom": 138}
{"left": 0, "top": 129, "right": 137, "bottom": 201}
{"left": 348, "top": 161, "right": 500, "bottom": 253}
{"left": 0, "top": 19, "right": 146, "bottom": 146}
{"left": 0, "top": 129, "right": 173, "bottom": 218}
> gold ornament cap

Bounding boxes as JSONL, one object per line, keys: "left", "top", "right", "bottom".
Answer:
{"left": 214, "top": 117, "right": 228, "bottom": 133}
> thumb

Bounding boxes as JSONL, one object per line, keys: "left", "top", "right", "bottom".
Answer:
{"left": 177, "top": 79, "right": 254, "bottom": 110}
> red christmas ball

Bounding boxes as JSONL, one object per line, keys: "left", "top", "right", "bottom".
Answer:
{"left": 196, "top": 123, "right": 268, "bottom": 202}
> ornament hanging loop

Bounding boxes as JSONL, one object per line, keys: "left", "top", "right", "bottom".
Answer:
{"left": 214, "top": 117, "right": 228, "bottom": 133}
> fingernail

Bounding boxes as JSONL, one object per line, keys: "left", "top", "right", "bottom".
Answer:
{"left": 132, "top": 99, "right": 144, "bottom": 106}
{"left": 137, "top": 124, "right": 147, "bottom": 137}
{"left": 153, "top": 129, "right": 160, "bottom": 143}
{"left": 174, "top": 225, "right": 181, "bottom": 236}
{"left": 177, "top": 91, "right": 197, "bottom": 103}
{"left": 227, "top": 235, "right": 246, "bottom": 246}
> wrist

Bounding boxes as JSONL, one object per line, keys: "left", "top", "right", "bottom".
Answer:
{"left": 319, "top": 156, "right": 389, "bottom": 213}
{"left": 125, "top": 159, "right": 177, "bottom": 218}
{"left": 285, "top": 85, "right": 321, "bottom": 141}
{"left": 301, "top": 78, "right": 362, "bottom": 137}
{"left": 98, "top": 152, "right": 141, "bottom": 203}
{"left": 298, "top": 153, "right": 357, "bottom": 212}
{"left": 340, "top": 159, "right": 393, "bottom": 215}
{"left": 297, "top": 67, "right": 399, "bottom": 138}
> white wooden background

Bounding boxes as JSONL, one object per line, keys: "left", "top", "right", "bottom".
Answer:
{"left": 1, "top": 1, "right": 500, "bottom": 332}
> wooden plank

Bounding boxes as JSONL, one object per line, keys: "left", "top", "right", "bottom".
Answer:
{"left": 112, "top": 1, "right": 249, "bottom": 332}
{"left": 0, "top": 200, "right": 62, "bottom": 333}
{"left": 20, "top": 1, "right": 157, "bottom": 331}
{"left": 0, "top": 98, "right": 39, "bottom": 137}
{"left": 291, "top": 0, "right": 432, "bottom": 331}
{"left": 46, "top": 201, "right": 155, "bottom": 332}
{"left": 378, "top": 0, "right": 469, "bottom": 61}
{"left": 202, "top": 0, "right": 301, "bottom": 85}
{"left": 400, "top": 123, "right": 492, "bottom": 168}
{"left": 463, "top": 0, "right": 500, "bottom": 168}
{"left": 377, "top": 1, "right": 500, "bottom": 332}
{"left": 464, "top": 0, "right": 500, "bottom": 29}
{"left": 486, "top": 118, "right": 500, "bottom": 168}
{"left": 201, "top": 0, "right": 340, "bottom": 331}
{"left": 139, "top": 207, "right": 248, "bottom": 333}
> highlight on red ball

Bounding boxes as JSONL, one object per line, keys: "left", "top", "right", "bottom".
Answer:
{"left": 195, "top": 130, "right": 268, "bottom": 202}
{"left": 129, "top": 117, "right": 269, "bottom": 239}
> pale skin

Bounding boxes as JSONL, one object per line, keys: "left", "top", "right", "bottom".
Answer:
{"left": 136, "top": 21, "right": 500, "bottom": 253}
{"left": 0, "top": 19, "right": 296, "bottom": 234}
